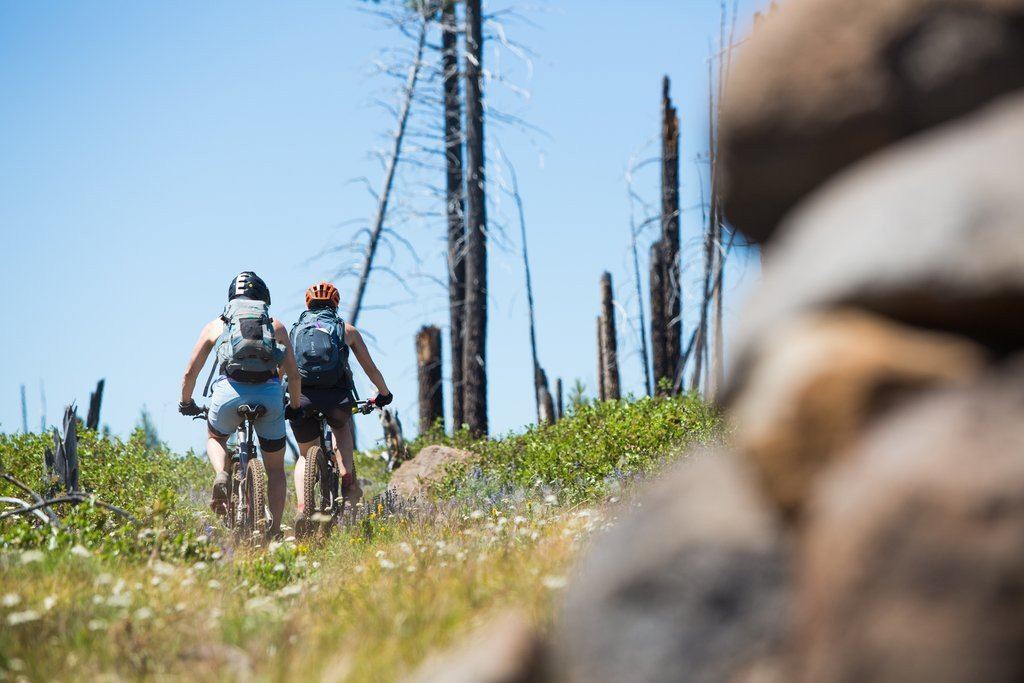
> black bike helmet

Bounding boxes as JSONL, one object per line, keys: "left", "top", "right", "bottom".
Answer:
{"left": 228, "top": 271, "right": 271, "bottom": 305}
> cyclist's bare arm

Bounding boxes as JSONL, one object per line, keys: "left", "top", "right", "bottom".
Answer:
{"left": 345, "top": 324, "right": 390, "bottom": 395}
{"left": 181, "top": 319, "right": 224, "bottom": 404}
{"left": 273, "top": 319, "right": 302, "bottom": 409}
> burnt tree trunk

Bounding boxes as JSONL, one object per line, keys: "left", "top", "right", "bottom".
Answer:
{"left": 597, "top": 316, "right": 606, "bottom": 401}
{"left": 86, "top": 379, "right": 105, "bottom": 431}
{"left": 599, "top": 272, "right": 621, "bottom": 400}
{"left": 555, "top": 378, "right": 563, "bottom": 421}
{"left": 537, "top": 368, "right": 555, "bottom": 426}
{"left": 661, "top": 76, "right": 682, "bottom": 392}
{"left": 442, "top": 0, "right": 466, "bottom": 431}
{"left": 462, "top": 0, "right": 488, "bottom": 437}
{"left": 649, "top": 241, "right": 668, "bottom": 393}
{"left": 416, "top": 326, "right": 444, "bottom": 434}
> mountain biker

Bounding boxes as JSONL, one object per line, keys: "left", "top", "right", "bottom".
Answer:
{"left": 288, "top": 281, "right": 392, "bottom": 514}
{"left": 178, "top": 271, "right": 302, "bottom": 538}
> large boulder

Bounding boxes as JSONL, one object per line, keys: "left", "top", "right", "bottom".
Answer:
{"left": 730, "top": 310, "right": 986, "bottom": 520}
{"left": 720, "top": 0, "right": 1024, "bottom": 243}
{"left": 387, "top": 444, "right": 475, "bottom": 499}
{"left": 552, "top": 452, "right": 790, "bottom": 683}
{"left": 725, "top": 92, "right": 1024, "bottom": 407}
{"left": 795, "top": 362, "right": 1024, "bottom": 682}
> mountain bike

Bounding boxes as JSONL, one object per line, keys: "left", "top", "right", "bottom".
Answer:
{"left": 189, "top": 404, "right": 271, "bottom": 542}
{"left": 296, "top": 399, "right": 377, "bottom": 536}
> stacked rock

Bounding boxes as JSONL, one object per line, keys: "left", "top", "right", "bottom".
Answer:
{"left": 554, "top": 0, "right": 1024, "bottom": 681}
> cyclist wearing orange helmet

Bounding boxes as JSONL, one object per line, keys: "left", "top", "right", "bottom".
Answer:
{"left": 288, "top": 281, "right": 392, "bottom": 511}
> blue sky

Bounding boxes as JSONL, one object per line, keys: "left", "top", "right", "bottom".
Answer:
{"left": 0, "top": 0, "right": 766, "bottom": 454}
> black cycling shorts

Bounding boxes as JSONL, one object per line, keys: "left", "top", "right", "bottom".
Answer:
{"left": 289, "top": 386, "right": 355, "bottom": 443}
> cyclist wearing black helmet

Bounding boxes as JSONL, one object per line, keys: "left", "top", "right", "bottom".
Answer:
{"left": 178, "top": 271, "right": 302, "bottom": 536}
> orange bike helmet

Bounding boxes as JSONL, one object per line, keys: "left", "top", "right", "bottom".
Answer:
{"left": 305, "top": 281, "right": 340, "bottom": 309}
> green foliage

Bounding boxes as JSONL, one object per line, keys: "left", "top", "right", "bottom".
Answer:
{"left": 433, "top": 393, "right": 720, "bottom": 505}
{"left": 0, "top": 429, "right": 212, "bottom": 561}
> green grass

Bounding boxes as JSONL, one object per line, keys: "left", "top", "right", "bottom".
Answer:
{"left": 0, "top": 394, "right": 718, "bottom": 681}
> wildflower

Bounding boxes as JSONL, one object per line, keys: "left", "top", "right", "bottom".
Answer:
{"left": 469, "top": 510, "right": 484, "bottom": 520}
{"left": 207, "top": 580, "right": 221, "bottom": 590}
{"left": 278, "top": 584, "right": 302, "bottom": 598}
{"left": 542, "top": 575, "right": 567, "bottom": 589}
{"left": 20, "top": 550, "right": 44, "bottom": 565}
{"left": 175, "top": 602, "right": 186, "bottom": 612}
{"left": 106, "top": 594, "right": 131, "bottom": 608}
{"left": 544, "top": 494, "right": 557, "bottom": 504}
{"left": 273, "top": 563, "right": 286, "bottom": 573}
{"left": 353, "top": 565, "right": 365, "bottom": 574}
{"left": 378, "top": 558, "right": 395, "bottom": 570}
{"left": 268, "top": 541, "right": 282, "bottom": 553}
{"left": 7, "top": 610, "right": 40, "bottom": 625}
{"left": 2, "top": 593, "right": 21, "bottom": 607}
{"left": 133, "top": 607, "right": 154, "bottom": 620}
{"left": 95, "top": 573, "right": 113, "bottom": 586}
{"left": 70, "top": 545, "right": 90, "bottom": 558}
{"left": 312, "top": 561, "right": 321, "bottom": 569}
{"left": 405, "top": 565, "right": 416, "bottom": 573}
{"left": 150, "top": 577, "right": 162, "bottom": 587}
{"left": 193, "top": 561, "right": 208, "bottom": 571}
{"left": 42, "top": 596, "right": 56, "bottom": 611}
{"left": 151, "top": 561, "right": 174, "bottom": 576}
{"left": 513, "top": 516, "right": 527, "bottom": 525}
{"left": 87, "top": 619, "right": 107, "bottom": 631}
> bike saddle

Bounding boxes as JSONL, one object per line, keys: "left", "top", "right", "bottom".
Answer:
{"left": 236, "top": 403, "right": 267, "bottom": 418}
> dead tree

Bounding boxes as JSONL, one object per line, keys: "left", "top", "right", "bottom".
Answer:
{"left": 86, "top": 379, "right": 105, "bottom": 431}
{"left": 537, "top": 368, "right": 555, "bottom": 426}
{"left": 661, "top": 76, "right": 682, "bottom": 392}
{"left": 462, "top": 0, "right": 488, "bottom": 436}
{"left": 649, "top": 242, "right": 668, "bottom": 393}
{"left": 442, "top": 0, "right": 466, "bottom": 431}
{"left": 381, "top": 408, "right": 410, "bottom": 471}
{"left": 416, "top": 325, "right": 444, "bottom": 434}
{"left": 597, "top": 316, "right": 606, "bottom": 401}
{"left": 599, "top": 272, "right": 621, "bottom": 400}
{"left": 20, "top": 385, "right": 27, "bottom": 434}
{"left": 347, "top": 6, "right": 430, "bottom": 326}
{"left": 555, "top": 378, "right": 563, "bottom": 421}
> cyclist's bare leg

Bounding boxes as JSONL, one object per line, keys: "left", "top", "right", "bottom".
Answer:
{"left": 262, "top": 448, "right": 286, "bottom": 535}
{"left": 330, "top": 421, "right": 362, "bottom": 505}
{"left": 293, "top": 440, "right": 319, "bottom": 514}
{"left": 206, "top": 430, "right": 229, "bottom": 475}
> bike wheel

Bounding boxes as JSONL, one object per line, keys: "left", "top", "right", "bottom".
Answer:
{"left": 242, "top": 458, "right": 269, "bottom": 541}
{"left": 300, "top": 445, "right": 322, "bottom": 520}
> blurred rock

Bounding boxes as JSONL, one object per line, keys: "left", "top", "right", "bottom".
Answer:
{"left": 725, "top": 92, "right": 1024, "bottom": 406}
{"left": 730, "top": 310, "right": 986, "bottom": 519}
{"left": 409, "top": 612, "right": 547, "bottom": 683}
{"left": 796, "top": 362, "right": 1024, "bottom": 682}
{"left": 553, "top": 452, "right": 789, "bottom": 683}
{"left": 720, "top": 0, "right": 1024, "bottom": 243}
{"left": 388, "top": 444, "right": 475, "bottom": 499}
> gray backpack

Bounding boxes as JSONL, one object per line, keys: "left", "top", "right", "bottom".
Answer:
{"left": 216, "top": 299, "right": 285, "bottom": 383}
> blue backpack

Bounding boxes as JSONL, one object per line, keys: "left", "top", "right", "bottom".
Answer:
{"left": 290, "top": 309, "right": 351, "bottom": 389}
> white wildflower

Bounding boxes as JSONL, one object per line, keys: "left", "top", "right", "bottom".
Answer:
{"left": 70, "top": 545, "right": 90, "bottom": 558}
{"left": 2, "top": 593, "right": 21, "bottom": 607}
{"left": 469, "top": 509, "right": 484, "bottom": 519}
{"left": 87, "top": 619, "right": 107, "bottom": 631}
{"left": 7, "top": 610, "right": 41, "bottom": 625}
{"left": 193, "top": 561, "right": 208, "bottom": 571}
{"left": 106, "top": 594, "right": 131, "bottom": 608}
{"left": 42, "top": 596, "right": 56, "bottom": 611}
{"left": 542, "top": 575, "right": 567, "bottom": 590}
{"left": 20, "top": 550, "right": 44, "bottom": 565}
{"left": 95, "top": 573, "right": 113, "bottom": 586}
{"left": 278, "top": 584, "right": 302, "bottom": 598}
{"left": 133, "top": 607, "right": 153, "bottom": 620}
{"left": 273, "top": 563, "right": 286, "bottom": 573}
{"left": 207, "top": 580, "right": 221, "bottom": 590}
{"left": 378, "top": 558, "right": 395, "bottom": 570}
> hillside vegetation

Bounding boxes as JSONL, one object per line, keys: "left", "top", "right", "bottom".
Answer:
{"left": 0, "top": 394, "right": 717, "bottom": 681}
